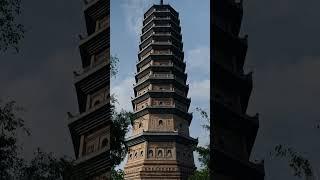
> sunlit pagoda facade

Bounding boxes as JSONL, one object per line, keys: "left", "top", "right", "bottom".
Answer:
{"left": 124, "top": 0, "right": 198, "bottom": 179}
{"left": 212, "top": 0, "right": 265, "bottom": 179}
{"left": 67, "top": 0, "right": 110, "bottom": 179}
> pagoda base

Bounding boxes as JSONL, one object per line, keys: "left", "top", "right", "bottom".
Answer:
{"left": 124, "top": 161, "right": 195, "bottom": 180}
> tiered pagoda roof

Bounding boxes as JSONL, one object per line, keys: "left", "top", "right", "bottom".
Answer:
{"left": 124, "top": 1, "right": 197, "bottom": 179}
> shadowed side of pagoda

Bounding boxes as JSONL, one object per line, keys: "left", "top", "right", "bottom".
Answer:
{"left": 66, "top": 0, "right": 111, "bottom": 179}
{"left": 212, "top": 0, "right": 265, "bottom": 179}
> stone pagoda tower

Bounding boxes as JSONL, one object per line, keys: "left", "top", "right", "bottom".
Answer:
{"left": 67, "top": 0, "right": 110, "bottom": 179}
{"left": 212, "top": 0, "right": 265, "bottom": 179}
{"left": 124, "top": 1, "right": 198, "bottom": 179}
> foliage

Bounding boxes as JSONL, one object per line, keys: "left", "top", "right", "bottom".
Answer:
{"left": 0, "top": 0, "right": 25, "bottom": 52}
{"left": 110, "top": 55, "right": 119, "bottom": 78}
{"left": 195, "top": 107, "right": 209, "bottom": 132}
{"left": 189, "top": 107, "right": 210, "bottom": 179}
{"left": 19, "top": 148, "right": 73, "bottom": 180}
{"left": 0, "top": 100, "right": 29, "bottom": 179}
{"left": 111, "top": 166, "right": 125, "bottom": 180}
{"left": 188, "top": 168, "right": 210, "bottom": 180}
{"left": 271, "top": 144, "right": 313, "bottom": 178}
{"left": 0, "top": 100, "right": 73, "bottom": 179}
{"left": 110, "top": 95, "right": 133, "bottom": 166}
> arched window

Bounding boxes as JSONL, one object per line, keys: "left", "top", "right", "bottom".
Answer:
{"left": 101, "top": 138, "right": 108, "bottom": 148}
{"left": 87, "top": 144, "right": 94, "bottom": 154}
{"left": 134, "top": 152, "right": 138, "bottom": 158}
{"left": 129, "top": 154, "right": 133, "bottom": 159}
{"left": 158, "top": 150, "right": 163, "bottom": 157}
{"left": 141, "top": 151, "right": 144, "bottom": 156}
{"left": 159, "top": 120, "right": 163, "bottom": 126}
{"left": 93, "top": 100, "right": 100, "bottom": 106}
{"left": 148, "top": 150, "right": 153, "bottom": 157}
{"left": 167, "top": 150, "right": 172, "bottom": 157}
{"left": 139, "top": 122, "right": 142, "bottom": 128}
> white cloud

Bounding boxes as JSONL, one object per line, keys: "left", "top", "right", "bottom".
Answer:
{"left": 121, "top": 0, "right": 152, "bottom": 37}
{"left": 186, "top": 46, "right": 210, "bottom": 74}
{"left": 111, "top": 76, "right": 135, "bottom": 112}
{"left": 189, "top": 79, "right": 210, "bottom": 102}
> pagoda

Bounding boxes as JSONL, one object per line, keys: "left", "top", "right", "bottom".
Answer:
{"left": 212, "top": 0, "right": 265, "bottom": 179}
{"left": 66, "top": 0, "right": 110, "bottom": 179}
{"left": 124, "top": 1, "right": 198, "bottom": 179}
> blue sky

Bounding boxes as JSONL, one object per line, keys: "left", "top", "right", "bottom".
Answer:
{"left": 110, "top": 0, "right": 210, "bottom": 170}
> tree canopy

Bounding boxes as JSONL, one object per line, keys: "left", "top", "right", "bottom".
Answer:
{"left": 0, "top": 0, "right": 25, "bottom": 53}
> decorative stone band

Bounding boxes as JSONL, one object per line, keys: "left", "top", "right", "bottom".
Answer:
{"left": 70, "top": 149, "right": 111, "bottom": 179}
{"left": 132, "top": 106, "right": 193, "bottom": 125}
{"left": 84, "top": 0, "right": 109, "bottom": 33}
{"left": 125, "top": 131, "right": 198, "bottom": 147}
{"left": 68, "top": 100, "right": 111, "bottom": 157}
{"left": 79, "top": 26, "right": 109, "bottom": 67}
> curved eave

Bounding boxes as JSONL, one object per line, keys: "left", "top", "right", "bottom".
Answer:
{"left": 74, "top": 64, "right": 109, "bottom": 113}
{"left": 140, "top": 28, "right": 182, "bottom": 43}
{"left": 125, "top": 131, "right": 198, "bottom": 147}
{"left": 142, "top": 18, "right": 181, "bottom": 34}
{"left": 135, "top": 63, "right": 187, "bottom": 76}
{"left": 135, "top": 67, "right": 187, "bottom": 82}
{"left": 213, "top": 0, "right": 243, "bottom": 36}
{"left": 141, "top": 25, "right": 182, "bottom": 43}
{"left": 143, "top": 15, "right": 181, "bottom": 32}
{"left": 139, "top": 35, "right": 183, "bottom": 51}
{"left": 68, "top": 101, "right": 111, "bottom": 157}
{"left": 138, "top": 43, "right": 183, "bottom": 60}
{"left": 133, "top": 77, "right": 189, "bottom": 93}
{"left": 239, "top": 72, "right": 253, "bottom": 113}
{"left": 213, "top": 25, "right": 247, "bottom": 68}
{"left": 213, "top": 61, "right": 252, "bottom": 97}
{"left": 144, "top": 4, "right": 179, "bottom": 19}
{"left": 70, "top": 149, "right": 111, "bottom": 179}
{"left": 213, "top": 97, "right": 259, "bottom": 155}
{"left": 212, "top": 147, "right": 264, "bottom": 179}
{"left": 79, "top": 26, "right": 110, "bottom": 68}
{"left": 131, "top": 91, "right": 191, "bottom": 108}
{"left": 74, "top": 60, "right": 110, "bottom": 83}
{"left": 133, "top": 107, "right": 193, "bottom": 125}
{"left": 136, "top": 54, "right": 185, "bottom": 69}
{"left": 84, "top": 0, "right": 109, "bottom": 35}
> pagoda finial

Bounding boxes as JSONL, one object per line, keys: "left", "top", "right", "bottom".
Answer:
{"left": 160, "top": 0, "right": 163, "bottom": 5}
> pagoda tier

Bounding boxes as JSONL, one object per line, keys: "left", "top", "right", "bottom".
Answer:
{"left": 124, "top": 2, "right": 197, "bottom": 180}
{"left": 67, "top": 0, "right": 111, "bottom": 179}
{"left": 212, "top": 0, "right": 265, "bottom": 179}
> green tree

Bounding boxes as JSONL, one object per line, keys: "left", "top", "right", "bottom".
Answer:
{"left": 19, "top": 148, "right": 73, "bottom": 180}
{"left": 189, "top": 107, "right": 210, "bottom": 180}
{"left": 0, "top": 99, "right": 72, "bottom": 179}
{"left": 0, "top": 0, "right": 25, "bottom": 52}
{"left": 111, "top": 167, "right": 125, "bottom": 180}
{"left": 270, "top": 144, "right": 313, "bottom": 179}
{"left": 0, "top": 100, "right": 29, "bottom": 179}
{"left": 110, "top": 55, "right": 132, "bottom": 179}
{"left": 110, "top": 103, "right": 133, "bottom": 166}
